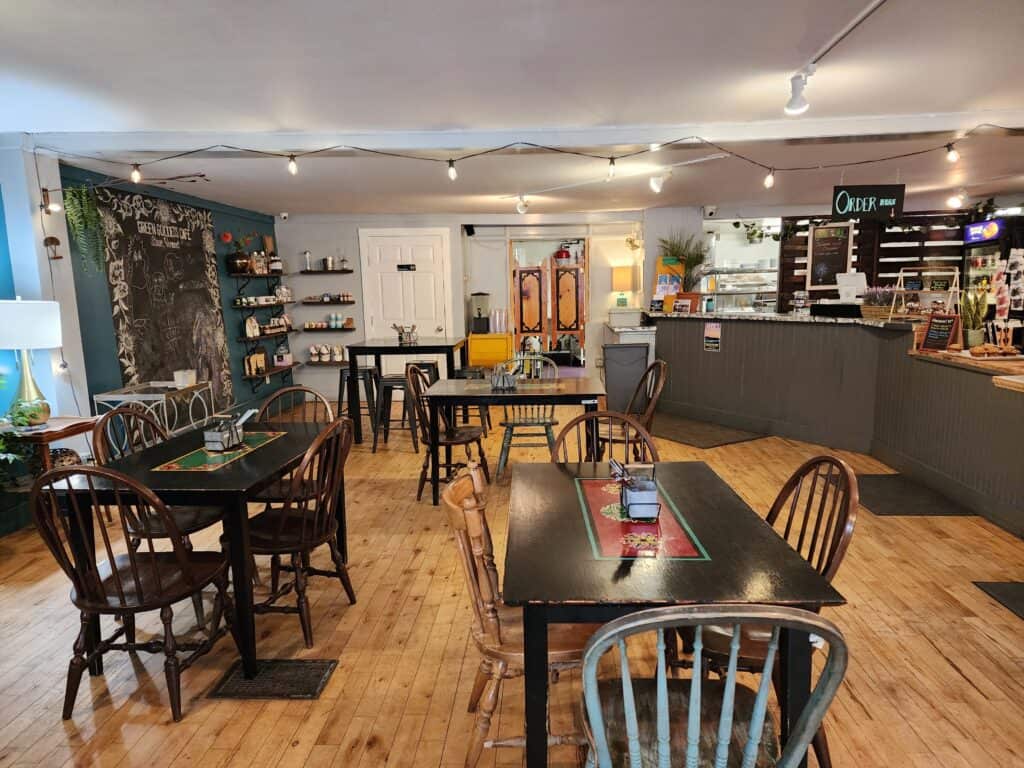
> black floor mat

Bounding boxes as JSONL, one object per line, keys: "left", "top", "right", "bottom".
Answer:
{"left": 650, "top": 413, "right": 763, "bottom": 449}
{"left": 856, "top": 474, "right": 974, "bottom": 517}
{"left": 974, "top": 582, "right": 1024, "bottom": 621}
{"left": 209, "top": 659, "right": 336, "bottom": 700}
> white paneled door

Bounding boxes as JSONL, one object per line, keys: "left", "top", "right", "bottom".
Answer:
{"left": 359, "top": 227, "right": 451, "bottom": 375}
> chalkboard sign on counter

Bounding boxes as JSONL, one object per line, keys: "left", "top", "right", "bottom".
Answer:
{"left": 920, "top": 314, "right": 960, "bottom": 352}
{"left": 807, "top": 223, "right": 853, "bottom": 291}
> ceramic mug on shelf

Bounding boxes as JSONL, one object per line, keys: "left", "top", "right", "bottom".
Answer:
{"left": 173, "top": 369, "right": 197, "bottom": 389}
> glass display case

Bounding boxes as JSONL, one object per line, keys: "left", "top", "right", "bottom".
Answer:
{"left": 701, "top": 219, "right": 780, "bottom": 313}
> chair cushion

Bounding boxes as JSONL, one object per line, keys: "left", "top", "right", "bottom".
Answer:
{"left": 586, "top": 677, "right": 780, "bottom": 767}
{"left": 124, "top": 505, "right": 223, "bottom": 538}
{"left": 71, "top": 551, "right": 226, "bottom": 611}
{"left": 246, "top": 509, "right": 333, "bottom": 554}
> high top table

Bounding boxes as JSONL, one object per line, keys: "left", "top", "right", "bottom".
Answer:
{"left": 345, "top": 336, "right": 467, "bottom": 444}
{"left": 504, "top": 461, "right": 845, "bottom": 768}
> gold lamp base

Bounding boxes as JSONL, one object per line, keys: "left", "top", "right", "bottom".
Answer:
{"left": 10, "top": 348, "right": 51, "bottom": 426}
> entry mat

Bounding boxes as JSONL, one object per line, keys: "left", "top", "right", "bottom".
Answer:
{"left": 153, "top": 431, "right": 285, "bottom": 472}
{"left": 856, "top": 473, "right": 974, "bottom": 517}
{"left": 974, "top": 582, "right": 1024, "bottom": 622}
{"left": 650, "top": 413, "right": 763, "bottom": 449}
{"left": 209, "top": 659, "right": 337, "bottom": 700}
{"left": 576, "top": 478, "right": 709, "bottom": 561}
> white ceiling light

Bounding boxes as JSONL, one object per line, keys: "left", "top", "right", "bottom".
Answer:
{"left": 784, "top": 69, "right": 813, "bottom": 116}
{"left": 447, "top": 159, "right": 458, "bottom": 181}
{"left": 130, "top": 163, "right": 142, "bottom": 183}
{"left": 946, "top": 189, "right": 966, "bottom": 209}
{"left": 649, "top": 171, "right": 671, "bottom": 194}
{"left": 945, "top": 144, "right": 960, "bottom": 163}
{"left": 649, "top": 143, "right": 661, "bottom": 152}
{"left": 287, "top": 155, "right": 298, "bottom": 175}
{"left": 606, "top": 158, "right": 616, "bottom": 181}
{"left": 763, "top": 169, "right": 776, "bottom": 189}
{"left": 516, "top": 196, "right": 529, "bottom": 214}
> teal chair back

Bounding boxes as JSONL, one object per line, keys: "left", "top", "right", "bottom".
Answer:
{"left": 581, "top": 604, "right": 847, "bottom": 768}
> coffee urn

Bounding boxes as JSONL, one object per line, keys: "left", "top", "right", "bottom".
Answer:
{"left": 470, "top": 292, "right": 491, "bottom": 333}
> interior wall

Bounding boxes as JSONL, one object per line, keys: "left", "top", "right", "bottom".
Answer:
{"left": 642, "top": 206, "right": 704, "bottom": 304}
{"left": 0, "top": 185, "right": 16, "bottom": 410}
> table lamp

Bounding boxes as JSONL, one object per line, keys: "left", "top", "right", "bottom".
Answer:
{"left": 0, "top": 299, "right": 63, "bottom": 425}
{"left": 612, "top": 266, "right": 635, "bottom": 307}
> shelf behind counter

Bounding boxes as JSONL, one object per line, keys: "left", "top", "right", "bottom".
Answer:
{"left": 646, "top": 311, "right": 1024, "bottom": 537}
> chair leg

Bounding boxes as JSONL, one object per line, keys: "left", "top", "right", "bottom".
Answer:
{"left": 465, "top": 661, "right": 505, "bottom": 768}
{"left": 544, "top": 425, "right": 556, "bottom": 454}
{"left": 383, "top": 388, "right": 393, "bottom": 443}
{"left": 293, "top": 553, "right": 314, "bottom": 648}
{"left": 467, "top": 658, "right": 492, "bottom": 712}
{"left": 250, "top": 552, "right": 263, "bottom": 587}
{"left": 476, "top": 440, "right": 491, "bottom": 483}
{"left": 407, "top": 396, "right": 419, "bottom": 453}
{"left": 328, "top": 540, "right": 357, "bottom": 604}
{"left": 496, "top": 426, "right": 514, "bottom": 480}
{"left": 417, "top": 453, "right": 430, "bottom": 501}
{"left": 160, "top": 605, "right": 183, "bottom": 722}
{"left": 62, "top": 612, "right": 91, "bottom": 720}
{"left": 122, "top": 613, "right": 136, "bottom": 646}
{"left": 812, "top": 725, "right": 832, "bottom": 768}
{"left": 270, "top": 554, "right": 281, "bottom": 594}
{"left": 191, "top": 591, "right": 206, "bottom": 630}
{"left": 372, "top": 389, "right": 384, "bottom": 453}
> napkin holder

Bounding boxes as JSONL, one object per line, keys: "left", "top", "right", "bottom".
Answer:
{"left": 204, "top": 419, "right": 243, "bottom": 452}
{"left": 490, "top": 365, "right": 517, "bottom": 391}
{"left": 617, "top": 464, "right": 660, "bottom": 520}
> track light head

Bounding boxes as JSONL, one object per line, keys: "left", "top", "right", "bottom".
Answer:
{"left": 516, "top": 196, "right": 529, "bottom": 214}
{"left": 784, "top": 72, "right": 811, "bottom": 116}
{"left": 649, "top": 174, "right": 666, "bottom": 194}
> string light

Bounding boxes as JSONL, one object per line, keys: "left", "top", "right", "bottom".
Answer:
{"left": 946, "top": 189, "right": 966, "bottom": 209}
{"left": 649, "top": 143, "right": 661, "bottom": 152}
{"left": 516, "top": 196, "right": 529, "bottom": 214}
{"left": 287, "top": 155, "right": 298, "bottom": 175}
{"left": 606, "top": 158, "right": 616, "bottom": 181}
{"left": 945, "top": 144, "right": 960, "bottom": 163}
{"left": 763, "top": 169, "right": 776, "bottom": 189}
{"left": 447, "top": 159, "right": 458, "bottom": 181}
{"left": 130, "top": 164, "right": 142, "bottom": 183}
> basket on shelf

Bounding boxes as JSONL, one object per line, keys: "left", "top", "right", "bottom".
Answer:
{"left": 860, "top": 306, "right": 892, "bottom": 321}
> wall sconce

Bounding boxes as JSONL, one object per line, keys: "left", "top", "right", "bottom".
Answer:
{"left": 611, "top": 266, "right": 635, "bottom": 307}
{"left": 44, "top": 236, "right": 62, "bottom": 260}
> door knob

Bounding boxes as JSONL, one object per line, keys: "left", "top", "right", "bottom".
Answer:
{"left": 436, "top": 325, "right": 444, "bottom": 333}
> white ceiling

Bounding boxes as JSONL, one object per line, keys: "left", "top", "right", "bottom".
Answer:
{"left": 3, "top": 0, "right": 1024, "bottom": 213}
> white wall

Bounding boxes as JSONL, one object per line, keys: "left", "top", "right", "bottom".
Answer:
{"left": 641, "top": 206, "right": 704, "bottom": 304}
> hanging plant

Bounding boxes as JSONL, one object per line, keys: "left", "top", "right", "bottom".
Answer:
{"left": 63, "top": 187, "right": 105, "bottom": 273}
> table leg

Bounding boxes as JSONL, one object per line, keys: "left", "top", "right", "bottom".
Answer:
{"left": 429, "top": 398, "right": 440, "bottom": 505}
{"left": 779, "top": 628, "right": 812, "bottom": 768}
{"left": 583, "top": 398, "right": 599, "bottom": 460}
{"left": 347, "top": 354, "right": 363, "bottom": 444}
{"left": 38, "top": 443, "right": 53, "bottom": 473}
{"left": 446, "top": 348, "right": 469, "bottom": 424}
{"left": 223, "top": 494, "right": 258, "bottom": 677}
{"left": 335, "top": 471, "right": 348, "bottom": 564}
{"left": 524, "top": 604, "right": 549, "bottom": 768}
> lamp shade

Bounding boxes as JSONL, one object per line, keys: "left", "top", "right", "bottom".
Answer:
{"left": 0, "top": 300, "right": 62, "bottom": 350}
{"left": 611, "top": 266, "right": 634, "bottom": 293}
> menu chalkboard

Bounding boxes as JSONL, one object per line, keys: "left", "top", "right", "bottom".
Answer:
{"left": 920, "top": 314, "right": 960, "bottom": 352}
{"left": 807, "top": 223, "right": 853, "bottom": 290}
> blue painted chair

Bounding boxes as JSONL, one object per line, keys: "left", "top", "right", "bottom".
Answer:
{"left": 495, "top": 354, "right": 559, "bottom": 478}
{"left": 580, "top": 604, "right": 848, "bottom": 768}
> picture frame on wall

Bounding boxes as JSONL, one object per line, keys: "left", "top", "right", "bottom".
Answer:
{"left": 806, "top": 222, "right": 854, "bottom": 291}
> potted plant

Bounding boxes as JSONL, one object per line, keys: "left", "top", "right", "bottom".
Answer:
{"left": 861, "top": 286, "right": 895, "bottom": 321}
{"left": 657, "top": 232, "right": 707, "bottom": 311}
{"left": 960, "top": 287, "right": 987, "bottom": 348}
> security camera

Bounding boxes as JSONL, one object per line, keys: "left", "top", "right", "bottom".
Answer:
{"left": 279, "top": 212, "right": 289, "bottom": 221}
{"left": 704, "top": 205, "right": 718, "bottom": 218}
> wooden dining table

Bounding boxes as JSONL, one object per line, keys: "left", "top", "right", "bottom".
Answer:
{"left": 72, "top": 422, "right": 341, "bottom": 679}
{"left": 503, "top": 461, "right": 845, "bottom": 768}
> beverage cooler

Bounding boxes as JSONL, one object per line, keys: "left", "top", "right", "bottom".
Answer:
{"left": 963, "top": 216, "right": 1024, "bottom": 319}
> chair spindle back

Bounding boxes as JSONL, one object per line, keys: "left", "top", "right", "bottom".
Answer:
{"left": 407, "top": 364, "right": 449, "bottom": 446}
{"left": 93, "top": 406, "right": 169, "bottom": 465}
{"left": 500, "top": 354, "right": 558, "bottom": 423}
{"left": 551, "top": 411, "right": 660, "bottom": 464}
{"left": 624, "top": 360, "right": 668, "bottom": 431}
{"left": 258, "top": 385, "right": 334, "bottom": 424}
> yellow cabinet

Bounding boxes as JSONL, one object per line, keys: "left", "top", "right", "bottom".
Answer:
{"left": 468, "top": 333, "right": 514, "bottom": 368}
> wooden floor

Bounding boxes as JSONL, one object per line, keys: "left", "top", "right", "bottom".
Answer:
{"left": 1, "top": 407, "right": 1023, "bottom": 767}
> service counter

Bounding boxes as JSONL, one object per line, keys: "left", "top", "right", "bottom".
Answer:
{"left": 648, "top": 312, "right": 1024, "bottom": 536}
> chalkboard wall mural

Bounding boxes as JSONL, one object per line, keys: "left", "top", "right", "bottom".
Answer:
{"left": 95, "top": 188, "right": 235, "bottom": 408}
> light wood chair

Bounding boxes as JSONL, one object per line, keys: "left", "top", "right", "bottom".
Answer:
{"left": 442, "top": 465, "right": 594, "bottom": 767}
{"left": 495, "top": 354, "right": 559, "bottom": 478}
{"left": 31, "top": 465, "right": 232, "bottom": 722}
{"left": 249, "top": 417, "right": 356, "bottom": 647}
{"left": 580, "top": 604, "right": 848, "bottom": 768}
{"left": 407, "top": 365, "right": 490, "bottom": 501}
{"left": 551, "top": 410, "right": 660, "bottom": 465}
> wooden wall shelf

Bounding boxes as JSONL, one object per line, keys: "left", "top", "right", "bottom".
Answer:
{"left": 299, "top": 268, "right": 354, "bottom": 275}
{"left": 302, "top": 327, "right": 357, "bottom": 333}
{"left": 242, "top": 362, "right": 302, "bottom": 382}
{"left": 300, "top": 300, "right": 356, "bottom": 305}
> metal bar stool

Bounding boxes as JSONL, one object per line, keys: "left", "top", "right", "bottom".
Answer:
{"left": 372, "top": 363, "right": 435, "bottom": 454}
{"left": 337, "top": 365, "right": 380, "bottom": 435}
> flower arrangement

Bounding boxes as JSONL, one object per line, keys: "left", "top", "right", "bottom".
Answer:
{"left": 861, "top": 287, "right": 895, "bottom": 320}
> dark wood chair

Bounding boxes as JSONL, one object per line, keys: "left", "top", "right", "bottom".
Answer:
{"left": 249, "top": 417, "right": 356, "bottom": 647}
{"left": 30, "top": 465, "right": 232, "bottom": 722}
{"left": 93, "top": 406, "right": 223, "bottom": 626}
{"left": 407, "top": 365, "right": 490, "bottom": 502}
{"left": 673, "top": 455, "right": 858, "bottom": 768}
{"left": 442, "top": 465, "right": 593, "bottom": 767}
{"left": 551, "top": 410, "right": 660, "bottom": 465}
{"left": 495, "top": 354, "right": 559, "bottom": 478}
{"left": 596, "top": 360, "right": 667, "bottom": 459}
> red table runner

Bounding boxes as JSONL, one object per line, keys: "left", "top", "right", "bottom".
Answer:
{"left": 576, "top": 478, "right": 709, "bottom": 560}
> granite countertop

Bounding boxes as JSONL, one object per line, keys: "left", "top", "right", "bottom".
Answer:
{"left": 645, "top": 311, "right": 913, "bottom": 330}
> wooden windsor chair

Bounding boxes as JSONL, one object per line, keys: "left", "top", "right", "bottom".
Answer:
{"left": 495, "top": 353, "right": 559, "bottom": 478}
{"left": 580, "top": 604, "right": 848, "bottom": 768}
{"left": 442, "top": 465, "right": 596, "bottom": 767}
{"left": 598, "top": 360, "right": 667, "bottom": 457}
{"left": 551, "top": 410, "right": 660, "bottom": 465}
{"left": 31, "top": 465, "right": 233, "bottom": 722}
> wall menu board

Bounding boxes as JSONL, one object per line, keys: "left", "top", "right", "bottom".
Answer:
{"left": 807, "top": 223, "right": 854, "bottom": 291}
{"left": 95, "top": 188, "right": 235, "bottom": 408}
{"left": 919, "top": 314, "right": 960, "bottom": 352}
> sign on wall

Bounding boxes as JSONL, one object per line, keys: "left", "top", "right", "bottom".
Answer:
{"left": 964, "top": 218, "right": 1004, "bottom": 244}
{"left": 807, "top": 223, "right": 854, "bottom": 291}
{"left": 831, "top": 184, "right": 905, "bottom": 222}
{"left": 95, "top": 189, "right": 235, "bottom": 408}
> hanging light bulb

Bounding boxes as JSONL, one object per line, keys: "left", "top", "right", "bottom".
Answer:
{"left": 447, "top": 159, "right": 458, "bottom": 181}
{"left": 606, "top": 158, "right": 616, "bottom": 181}
{"left": 649, "top": 143, "right": 661, "bottom": 152}
{"left": 945, "top": 144, "right": 960, "bottom": 164}
{"left": 516, "top": 196, "right": 529, "bottom": 214}
{"left": 287, "top": 155, "right": 298, "bottom": 175}
{"left": 763, "top": 169, "right": 776, "bottom": 189}
{"left": 946, "top": 190, "right": 965, "bottom": 209}
{"left": 784, "top": 71, "right": 811, "bottom": 116}
{"left": 130, "top": 164, "right": 142, "bottom": 184}
{"left": 649, "top": 174, "right": 666, "bottom": 194}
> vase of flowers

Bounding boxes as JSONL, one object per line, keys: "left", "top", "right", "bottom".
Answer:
{"left": 861, "top": 287, "right": 895, "bottom": 321}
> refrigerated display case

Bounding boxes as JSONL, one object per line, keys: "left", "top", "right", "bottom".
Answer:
{"left": 963, "top": 216, "right": 1024, "bottom": 319}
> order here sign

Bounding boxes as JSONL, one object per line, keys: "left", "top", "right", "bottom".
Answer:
{"left": 831, "top": 184, "right": 905, "bottom": 222}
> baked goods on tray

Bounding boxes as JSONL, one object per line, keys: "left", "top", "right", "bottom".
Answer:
{"left": 968, "top": 343, "right": 1020, "bottom": 358}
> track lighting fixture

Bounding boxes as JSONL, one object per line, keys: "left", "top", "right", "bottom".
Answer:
{"left": 784, "top": 68, "right": 813, "bottom": 116}
{"left": 130, "top": 164, "right": 142, "bottom": 184}
{"left": 447, "top": 159, "right": 458, "bottom": 181}
{"left": 516, "top": 196, "right": 529, "bottom": 214}
{"left": 945, "top": 144, "right": 960, "bottom": 163}
{"left": 763, "top": 169, "right": 776, "bottom": 189}
{"left": 287, "top": 155, "right": 298, "bottom": 175}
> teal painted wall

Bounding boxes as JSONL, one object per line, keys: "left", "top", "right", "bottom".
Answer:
{"left": 60, "top": 164, "right": 286, "bottom": 413}
{"left": 0, "top": 185, "right": 16, "bottom": 411}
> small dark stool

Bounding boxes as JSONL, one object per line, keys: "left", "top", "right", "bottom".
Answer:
{"left": 373, "top": 373, "right": 419, "bottom": 454}
{"left": 453, "top": 366, "right": 490, "bottom": 434}
{"left": 337, "top": 365, "right": 380, "bottom": 434}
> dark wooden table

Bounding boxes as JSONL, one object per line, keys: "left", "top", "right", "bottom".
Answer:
{"left": 3, "top": 416, "right": 97, "bottom": 471}
{"left": 90, "top": 422, "right": 341, "bottom": 679}
{"left": 345, "top": 336, "right": 467, "bottom": 444}
{"left": 423, "top": 376, "right": 605, "bottom": 505}
{"left": 503, "top": 461, "right": 845, "bottom": 768}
